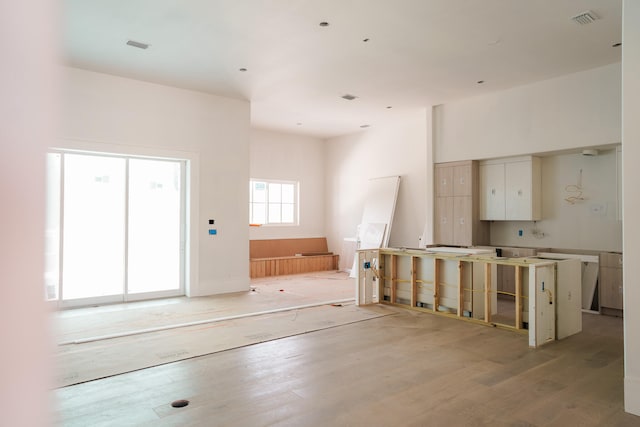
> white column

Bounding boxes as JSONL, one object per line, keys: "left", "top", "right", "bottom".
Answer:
{"left": 623, "top": 0, "right": 640, "bottom": 416}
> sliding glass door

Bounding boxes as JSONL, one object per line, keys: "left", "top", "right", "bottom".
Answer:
{"left": 127, "top": 158, "right": 183, "bottom": 295}
{"left": 46, "top": 152, "right": 185, "bottom": 307}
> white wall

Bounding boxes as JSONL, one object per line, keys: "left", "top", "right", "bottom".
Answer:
{"left": 61, "top": 67, "right": 251, "bottom": 296}
{"left": 1, "top": 1, "right": 55, "bottom": 425}
{"left": 324, "top": 110, "right": 428, "bottom": 254}
{"left": 249, "top": 128, "right": 325, "bottom": 240}
{"left": 432, "top": 63, "right": 623, "bottom": 249}
{"left": 490, "top": 149, "right": 621, "bottom": 251}
{"left": 433, "top": 63, "right": 621, "bottom": 162}
{"left": 623, "top": 0, "right": 640, "bottom": 416}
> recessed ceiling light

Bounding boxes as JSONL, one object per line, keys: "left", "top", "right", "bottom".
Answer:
{"left": 612, "top": 42, "right": 622, "bottom": 47}
{"left": 477, "top": 80, "right": 485, "bottom": 84}
{"left": 341, "top": 94, "right": 358, "bottom": 101}
{"left": 319, "top": 21, "right": 329, "bottom": 27}
{"left": 126, "top": 40, "right": 150, "bottom": 49}
{"left": 239, "top": 68, "right": 247, "bottom": 72}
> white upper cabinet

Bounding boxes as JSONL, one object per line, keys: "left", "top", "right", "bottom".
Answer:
{"left": 479, "top": 163, "right": 505, "bottom": 220}
{"left": 479, "top": 156, "right": 541, "bottom": 221}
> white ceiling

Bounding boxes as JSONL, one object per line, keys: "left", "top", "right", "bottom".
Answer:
{"left": 63, "top": 0, "right": 622, "bottom": 139}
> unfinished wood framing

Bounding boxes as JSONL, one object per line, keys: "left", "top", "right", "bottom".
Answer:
{"left": 457, "top": 261, "right": 464, "bottom": 317}
{"left": 515, "top": 265, "right": 523, "bottom": 330}
{"left": 411, "top": 256, "right": 418, "bottom": 308}
{"left": 433, "top": 258, "right": 440, "bottom": 312}
{"left": 484, "top": 263, "right": 492, "bottom": 323}
{"left": 356, "top": 247, "right": 576, "bottom": 348}
{"left": 390, "top": 255, "right": 398, "bottom": 304}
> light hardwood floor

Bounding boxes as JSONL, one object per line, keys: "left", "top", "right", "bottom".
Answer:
{"left": 54, "top": 275, "right": 639, "bottom": 426}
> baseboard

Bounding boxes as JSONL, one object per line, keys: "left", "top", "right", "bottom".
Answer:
{"left": 190, "top": 276, "right": 250, "bottom": 297}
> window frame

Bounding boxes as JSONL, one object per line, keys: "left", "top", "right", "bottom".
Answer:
{"left": 249, "top": 178, "right": 299, "bottom": 226}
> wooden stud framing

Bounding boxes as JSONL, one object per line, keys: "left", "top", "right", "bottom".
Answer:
{"left": 515, "top": 265, "right": 523, "bottom": 329}
{"left": 390, "top": 255, "right": 397, "bottom": 304}
{"left": 378, "top": 255, "right": 385, "bottom": 303}
{"left": 411, "top": 256, "right": 418, "bottom": 307}
{"left": 358, "top": 248, "right": 570, "bottom": 347}
{"left": 484, "top": 263, "right": 492, "bottom": 323}
{"left": 433, "top": 258, "right": 440, "bottom": 312}
{"left": 457, "top": 261, "right": 464, "bottom": 317}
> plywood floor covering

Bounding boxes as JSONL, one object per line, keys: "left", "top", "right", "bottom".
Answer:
{"left": 54, "top": 271, "right": 354, "bottom": 343}
{"left": 53, "top": 272, "right": 640, "bottom": 426}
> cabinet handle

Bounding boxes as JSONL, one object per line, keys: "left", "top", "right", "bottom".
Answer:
{"left": 518, "top": 189, "right": 523, "bottom": 196}
{"left": 491, "top": 188, "right": 496, "bottom": 196}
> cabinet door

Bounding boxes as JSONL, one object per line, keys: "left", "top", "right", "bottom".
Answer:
{"left": 452, "top": 196, "right": 472, "bottom": 246}
{"left": 505, "top": 161, "right": 532, "bottom": 220}
{"left": 600, "top": 267, "right": 623, "bottom": 310}
{"left": 435, "top": 166, "right": 453, "bottom": 197}
{"left": 453, "top": 164, "right": 472, "bottom": 197}
{"left": 479, "top": 163, "right": 505, "bottom": 220}
{"left": 434, "top": 197, "right": 453, "bottom": 245}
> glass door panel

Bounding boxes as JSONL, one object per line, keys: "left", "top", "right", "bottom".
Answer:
{"left": 61, "top": 154, "right": 126, "bottom": 301}
{"left": 127, "top": 159, "right": 182, "bottom": 294}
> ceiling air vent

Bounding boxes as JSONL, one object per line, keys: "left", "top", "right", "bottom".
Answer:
{"left": 570, "top": 10, "right": 599, "bottom": 25}
{"left": 341, "top": 94, "right": 358, "bottom": 101}
{"left": 126, "top": 40, "right": 150, "bottom": 49}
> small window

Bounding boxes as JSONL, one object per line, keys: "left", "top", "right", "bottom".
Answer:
{"left": 250, "top": 179, "right": 298, "bottom": 225}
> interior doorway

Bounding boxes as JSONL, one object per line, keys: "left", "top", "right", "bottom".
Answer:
{"left": 45, "top": 151, "right": 186, "bottom": 307}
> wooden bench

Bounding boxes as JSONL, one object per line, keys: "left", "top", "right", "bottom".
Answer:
{"left": 250, "top": 237, "right": 339, "bottom": 278}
